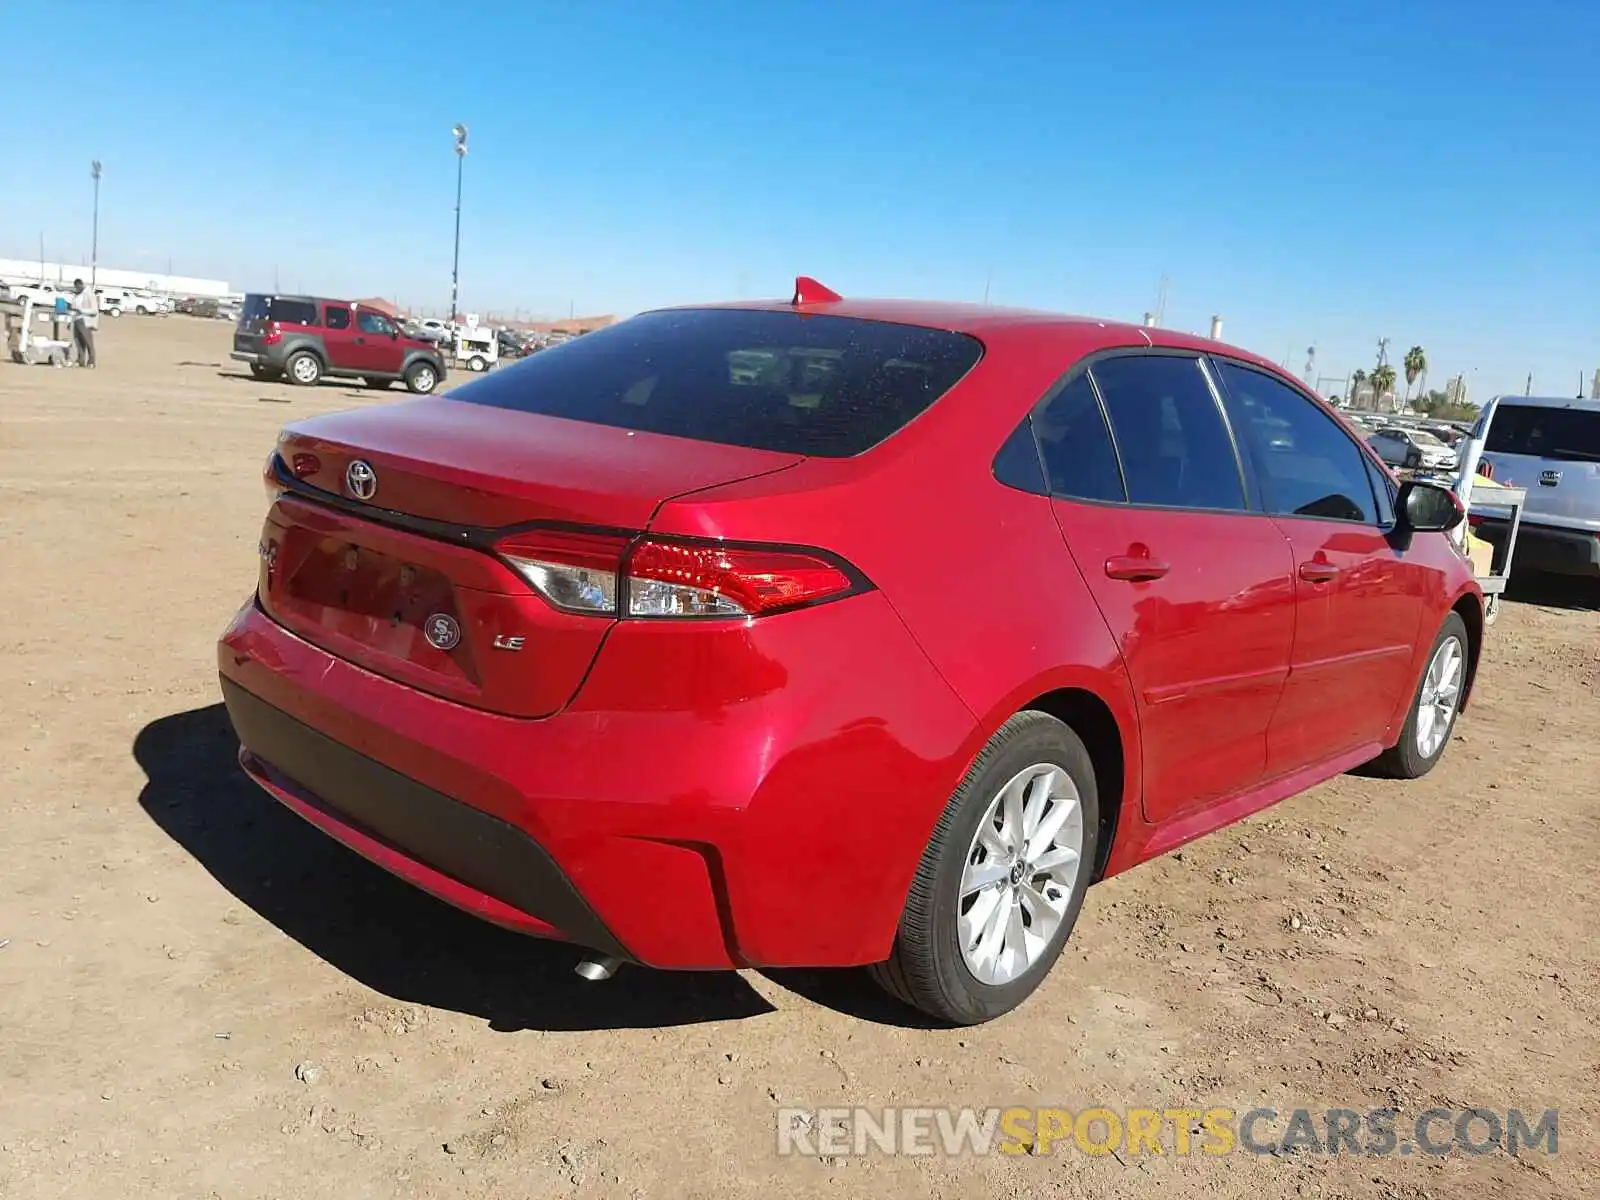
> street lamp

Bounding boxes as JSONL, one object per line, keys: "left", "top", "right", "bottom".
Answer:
{"left": 90, "top": 160, "right": 103, "bottom": 287}
{"left": 449, "top": 124, "right": 468, "bottom": 322}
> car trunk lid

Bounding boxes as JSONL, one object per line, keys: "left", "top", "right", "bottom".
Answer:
{"left": 258, "top": 398, "right": 802, "bottom": 716}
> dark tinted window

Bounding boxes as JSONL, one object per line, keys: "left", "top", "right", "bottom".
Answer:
{"left": 447, "top": 308, "right": 984, "bottom": 457}
{"left": 1034, "top": 374, "right": 1125, "bottom": 502}
{"left": 1216, "top": 361, "right": 1376, "bottom": 524}
{"left": 325, "top": 305, "right": 351, "bottom": 330}
{"left": 1485, "top": 404, "right": 1600, "bottom": 462}
{"left": 242, "top": 294, "right": 316, "bottom": 326}
{"left": 992, "top": 419, "right": 1048, "bottom": 494}
{"left": 1089, "top": 355, "right": 1245, "bottom": 510}
{"left": 357, "top": 311, "right": 393, "bottom": 335}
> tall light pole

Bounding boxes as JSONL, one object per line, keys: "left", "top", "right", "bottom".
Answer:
{"left": 449, "top": 124, "right": 468, "bottom": 321}
{"left": 90, "top": 160, "right": 103, "bottom": 287}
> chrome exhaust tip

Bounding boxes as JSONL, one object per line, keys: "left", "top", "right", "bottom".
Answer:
{"left": 574, "top": 954, "right": 621, "bottom": 982}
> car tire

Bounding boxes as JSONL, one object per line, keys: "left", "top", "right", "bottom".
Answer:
{"left": 404, "top": 361, "right": 439, "bottom": 394}
{"left": 467, "top": 355, "right": 487, "bottom": 373}
{"left": 285, "top": 351, "right": 323, "bottom": 387}
{"left": 248, "top": 364, "right": 280, "bottom": 381}
{"left": 1368, "top": 611, "right": 1469, "bottom": 780}
{"left": 107, "top": 307, "right": 121, "bottom": 318}
{"left": 869, "top": 711, "right": 1099, "bottom": 1025}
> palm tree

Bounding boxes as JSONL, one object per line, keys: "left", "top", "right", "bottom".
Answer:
{"left": 1350, "top": 369, "right": 1369, "bottom": 407}
{"left": 1403, "top": 346, "right": 1427, "bottom": 402}
{"left": 1372, "top": 364, "right": 1398, "bottom": 410}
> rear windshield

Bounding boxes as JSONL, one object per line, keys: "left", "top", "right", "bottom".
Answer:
{"left": 444, "top": 308, "right": 984, "bottom": 457}
{"left": 242, "top": 294, "right": 318, "bottom": 326}
{"left": 1486, "top": 404, "right": 1600, "bottom": 462}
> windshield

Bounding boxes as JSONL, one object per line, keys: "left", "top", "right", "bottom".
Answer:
{"left": 446, "top": 308, "right": 984, "bottom": 457}
{"left": 1411, "top": 430, "right": 1449, "bottom": 450}
{"left": 1485, "top": 404, "right": 1600, "bottom": 462}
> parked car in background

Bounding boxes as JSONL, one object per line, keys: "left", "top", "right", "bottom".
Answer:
{"left": 11, "top": 282, "right": 64, "bottom": 309}
{"left": 1471, "top": 395, "right": 1600, "bottom": 579}
{"left": 220, "top": 286, "right": 1482, "bottom": 1025}
{"left": 411, "top": 318, "right": 453, "bottom": 343}
{"left": 1369, "top": 426, "right": 1458, "bottom": 473}
{"left": 125, "top": 291, "right": 169, "bottom": 315}
{"left": 231, "top": 293, "right": 447, "bottom": 392}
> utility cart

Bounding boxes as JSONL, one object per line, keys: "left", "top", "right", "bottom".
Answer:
{"left": 2, "top": 294, "right": 73, "bottom": 365}
{"left": 1451, "top": 400, "right": 1528, "bottom": 626}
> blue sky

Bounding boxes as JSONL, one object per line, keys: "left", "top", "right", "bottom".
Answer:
{"left": 6, "top": 0, "right": 1596, "bottom": 400}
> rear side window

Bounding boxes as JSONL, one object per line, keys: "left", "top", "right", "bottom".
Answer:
{"left": 1088, "top": 355, "right": 1246, "bottom": 511}
{"left": 1485, "top": 404, "right": 1600, "bottom": 462}
{"left": 243, "top": 294, "right": 317, "bottom": 326}
{"left": 445, "top": 308, "right": 983, "bottom": 457}
{"left": 1215, "top": 361, "right": 1376, "bottom": 524}
{"left": 324, "top": 305, "right": 351, "bottom": 330}
{"left": 1034, "top": 374, "right": 1125, "bottom": 502}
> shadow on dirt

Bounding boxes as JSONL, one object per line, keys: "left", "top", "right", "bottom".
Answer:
{"left": 1503, "top": 570, "right": 1600, "bottom": 614}
{"left": 134, "top": 704, "right": 779, "bottom": 1031}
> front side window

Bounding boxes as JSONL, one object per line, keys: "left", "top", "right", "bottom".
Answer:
{"left": 357, "top": 312, "right": 394, "bottom": 335}
{"left": 1215, "top": 361, "right": 1376, "bottom": 524}
{"left": 1088, "top": 354, "right": 1246, "bottom": 511}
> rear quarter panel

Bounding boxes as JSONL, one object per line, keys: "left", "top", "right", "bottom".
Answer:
{"left": 647, "top": 323, "right": 1147, "bottom": 863}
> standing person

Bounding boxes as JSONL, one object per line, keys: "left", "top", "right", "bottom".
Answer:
{"left": 70, "top": 278, "right": 99, "bottom": 368}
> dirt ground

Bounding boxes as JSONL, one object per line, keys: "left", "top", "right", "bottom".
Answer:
{"left": 1, "top": 316, "right": 1596, "bottom": 1200}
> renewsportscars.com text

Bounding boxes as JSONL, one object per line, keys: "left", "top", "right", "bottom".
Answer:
{"left": 776, "top": 1105, "right": 1558, "bottom": 1159}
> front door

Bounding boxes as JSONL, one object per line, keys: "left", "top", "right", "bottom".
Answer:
{"left": 1211, "top": 359, "right": 1428, "bottom": 773}
{"left": 346, "top": 310, "right": 405, "bottom": 375}
{"left": 1035, "top": 355, "right": 1296, "bottom": 823}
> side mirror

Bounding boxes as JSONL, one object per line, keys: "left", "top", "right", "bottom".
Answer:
{"left": 390, "top": 329, "right": 399, "bottom": 340}
{"left": 1396, "top": 479, "right": 1463, "bottom": 534}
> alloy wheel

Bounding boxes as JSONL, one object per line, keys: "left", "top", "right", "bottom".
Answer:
{"left": 1415, "top": 636, "right": 1464, "bottom": 758}
{"left": 957, "top": 763, "right": 1084, "bottom": 986}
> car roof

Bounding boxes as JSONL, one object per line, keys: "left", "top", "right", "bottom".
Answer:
{"left": 657, "top": 296, "right": 1290, "bottom": 378}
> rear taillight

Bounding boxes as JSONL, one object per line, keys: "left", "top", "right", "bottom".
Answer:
{"left": 627, "top": 539, "right": 854, "bottom": 617}
{"left": 262, "top": 322, "right": 283, "bottom": 346}
{"left": 264, "top": 453, "right": 285, "bottom": 504}
{"left": 496, "top": 529, "right": 628, "bottom": 614}
{"left": 492, "top": 530, "right": 862, "bottom": 619}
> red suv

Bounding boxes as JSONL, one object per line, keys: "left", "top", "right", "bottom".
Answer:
{"left": 218, "top": 284, "right": 1482, "bottom": 1024}
{"left": 232, "top": 294, "right": 446, "bottom": 393}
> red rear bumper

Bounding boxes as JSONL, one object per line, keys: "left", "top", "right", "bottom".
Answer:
{"left": 217, "top": 594, "right": 977, "bottom": 969}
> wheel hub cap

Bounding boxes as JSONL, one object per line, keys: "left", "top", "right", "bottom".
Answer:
{"left": 957, "top": 763, "right": 1085, "bottom": 987}
{"left": 1415, "top": 636, "right": 1463, "bottom": 759}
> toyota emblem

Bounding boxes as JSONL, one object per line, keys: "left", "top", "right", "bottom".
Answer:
{"left": 345, "top": 459, "right": 378, "bottom": 500}
{"left": 424, "top": 613, "right": 461, "bottom": 651}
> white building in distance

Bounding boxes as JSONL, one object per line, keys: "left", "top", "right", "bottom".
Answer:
{"left": 0, "top": 258, "right": 231, "bottom": 299}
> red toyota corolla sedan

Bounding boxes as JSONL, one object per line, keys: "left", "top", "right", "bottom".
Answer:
{"left": 218, "top": 281, "right": 1483, "bottom": 1024}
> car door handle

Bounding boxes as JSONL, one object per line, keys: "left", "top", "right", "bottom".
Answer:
{"left": 1105, "top": 555, "right": 1171, "bottom": 582}
{"left": 1298, "top": 560, "right": 1340, "bottom": 583}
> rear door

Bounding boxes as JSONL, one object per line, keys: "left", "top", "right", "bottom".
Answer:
{"left": 1212, "top": 360, "right": 1427, "bottom": 770}
{"left": 1039, "top": 353, "right": 1296, "bottom": 822}
{"left": 235, "top": 294, "right": 317, "bottom": 359}
{"left": 319, "top": 303, "right": 359, "bottom": 370}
